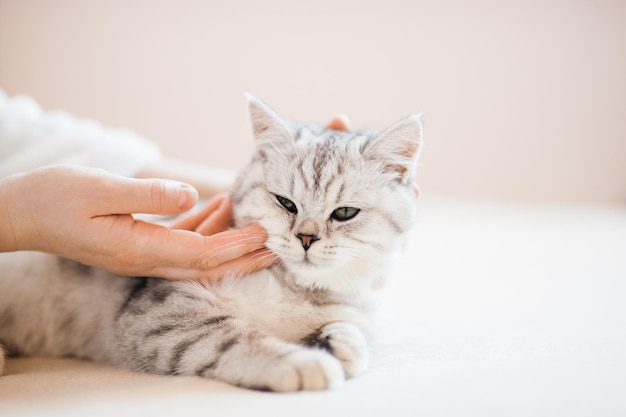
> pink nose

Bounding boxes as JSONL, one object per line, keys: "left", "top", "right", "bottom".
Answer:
{"left": 296, "top": 233, "right": 320, "bottom": 251}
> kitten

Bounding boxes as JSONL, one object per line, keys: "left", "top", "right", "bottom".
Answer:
{"left": 0, "top": 96, "right": 422, "bottom": 391}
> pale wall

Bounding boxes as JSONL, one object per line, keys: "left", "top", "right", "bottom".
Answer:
{"left": 1, "top": 0, "right": 625, "bottom": 204}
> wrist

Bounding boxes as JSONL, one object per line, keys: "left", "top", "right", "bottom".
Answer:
{"left": 0, "top": 173, "right": 22, "bottom": 252}
{"left": 0, "top": 170, "right": 43, "bottom": 253}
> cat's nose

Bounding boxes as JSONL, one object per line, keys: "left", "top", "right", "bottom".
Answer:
{"left": 296, "top": 233, "right": 320, "bottom": 251}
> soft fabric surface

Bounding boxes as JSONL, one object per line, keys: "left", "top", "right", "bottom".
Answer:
{"left": 2, "top": 198, "right": 625, "bottom": 416}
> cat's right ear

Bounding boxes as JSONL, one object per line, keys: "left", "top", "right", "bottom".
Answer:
{"left": 245, "top": 94, "right": 292, "bottom": 145}
{"left": 366, "top": 114, "right": 423, "bottom": 184}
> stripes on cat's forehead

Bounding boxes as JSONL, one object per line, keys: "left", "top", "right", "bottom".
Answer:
{"left": 278, "top": 126, "right": 382, "bottom": 208}
{"left": 295, "top": 127, "right": 378, "bottom": 144}
{"left": 290, "top": 141, "right": 347, "bottom": 200}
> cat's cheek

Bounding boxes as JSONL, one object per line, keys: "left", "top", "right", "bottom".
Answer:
{"left": 263, "top": 231, "right": 303, "bottom": 267}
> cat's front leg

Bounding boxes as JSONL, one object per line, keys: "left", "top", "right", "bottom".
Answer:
{"left": 204, "top": 335, "right": 346, "bottom": 392}
{"left": 117, "top": 310, "right": 345, "bottom": 391}
{"left": 161, "top": 322, "right": 346, "bottom": 392}
{"left": 301, "top": 322, "right": 370, "bottom": 378}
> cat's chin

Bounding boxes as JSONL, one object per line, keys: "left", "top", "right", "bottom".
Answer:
{"left": 282, "top": 261, "right": 375, "bottom": 294}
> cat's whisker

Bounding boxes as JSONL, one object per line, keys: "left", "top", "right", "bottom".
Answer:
{"left": 223, "top": 253, "right": 278, "bottom": 279}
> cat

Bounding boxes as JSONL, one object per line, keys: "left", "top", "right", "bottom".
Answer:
{"left": 0, "top": 96, "right": 422, "bottom": 391}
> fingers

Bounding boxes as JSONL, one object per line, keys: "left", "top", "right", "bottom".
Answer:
{"left": 87, "top": 172, "right": 276, "bottom": 281}
{"left": 201, "top": 248, "right": 280, "bottom": 279}
{"left": 195, "top": 194, "right": 233, "bottom": 236}
{"left": 326, "top": 114, "right": 351, "bottom": 131}
{"left": 102, "top": 176, "right": 199, "bottom": 216}
{"left": 169, "top": 193, "right": 230, "bottom": 232}
{"left": 132, "top": 223, "right": 271, "bottom": 278}
{"left": 196, "top": 225, "right": 269, "bottom": 267}
{"left": 156, "top": 248, "right": 279, "bottom": 281}
{"left": 153, "top": 193, "right": 277, "bottom": 280}
{"left": 152, "top": 225, "right": 277, "bottom": 280}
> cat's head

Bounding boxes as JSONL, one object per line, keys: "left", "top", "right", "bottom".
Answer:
{"left": 232, "top": 95, "right": 422, "bottom": 294}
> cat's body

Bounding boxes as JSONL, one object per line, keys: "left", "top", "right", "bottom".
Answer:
{"left": 0, "top": 97, "right": 422, "bottom": 391}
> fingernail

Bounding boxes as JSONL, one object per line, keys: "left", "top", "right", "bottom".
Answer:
{"left": 177, "top": 184, "right": 199, "bottom": 209}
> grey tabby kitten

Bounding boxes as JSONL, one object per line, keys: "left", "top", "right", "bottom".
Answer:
{"left": 0, "top": 96, "right": 422, "bottom": 391}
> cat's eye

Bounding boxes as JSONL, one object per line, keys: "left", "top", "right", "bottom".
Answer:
{"left": 276, "top": 195, "right": 298, "bottom": 214}
{"left": 331, "top": 207, "right": 360, "bottom": 222}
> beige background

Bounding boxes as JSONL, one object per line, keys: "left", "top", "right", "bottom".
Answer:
{"left": 1, "top": 0, "right": 624, "bottom": 204}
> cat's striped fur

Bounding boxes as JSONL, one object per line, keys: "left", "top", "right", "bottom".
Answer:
{"left": 0, "top": 96, "right": 422, "bottom": 391}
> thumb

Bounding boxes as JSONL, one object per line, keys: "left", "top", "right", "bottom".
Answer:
{"left": 105, "top": 177, "right": 199, "bottom": 215}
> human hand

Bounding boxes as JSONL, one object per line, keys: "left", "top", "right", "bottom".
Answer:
{"left": 168, "top": 192, "right": 279, "bottom": 279}
{"left": 0, "top": 165, "right": 275, "bottom": 280}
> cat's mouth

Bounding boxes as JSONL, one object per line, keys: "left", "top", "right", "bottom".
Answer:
{"left": 296, "top": 253, "right": 337, "bottom": 271}
{"left": 281, "top": 252, "right": 325, "bottom": 270}
{"left": 266, "top": 239, "right": 334, "bottom": 270}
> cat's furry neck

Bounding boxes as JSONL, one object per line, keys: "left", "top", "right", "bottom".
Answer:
{"left": 268, "top": 262, "right": 384, "bottom": 310}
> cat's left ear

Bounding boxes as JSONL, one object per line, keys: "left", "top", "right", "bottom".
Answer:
{"left": 367, "top": 114, "right": 423, "bottom": 184}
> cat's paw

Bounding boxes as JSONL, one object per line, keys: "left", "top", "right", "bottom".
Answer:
{"left": 317, "top": 322, "right": 370, "bottom": 378}
{"left": 265, "top": 349, "right": 344, "bottom": 392}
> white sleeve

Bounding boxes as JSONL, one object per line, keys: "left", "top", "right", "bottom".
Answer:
{"left": 0, "top": 89, "right": 162, "bottom": 178}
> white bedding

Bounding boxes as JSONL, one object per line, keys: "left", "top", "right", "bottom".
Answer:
{"left": 2, "top": 198, "right": 625, "bottom": 416}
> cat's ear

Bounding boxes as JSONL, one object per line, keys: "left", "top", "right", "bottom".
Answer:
{"left": 367, "top": 114, "right": 423, "bottom": 184}
{"left": 246, "top": 93, "right": 292, "bottom": 145}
